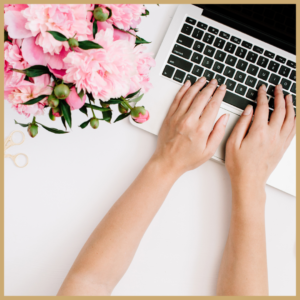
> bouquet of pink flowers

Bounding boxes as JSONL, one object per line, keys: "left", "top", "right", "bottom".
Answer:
{"left": 4, "top": 4, "right": 155, "bottom": 137}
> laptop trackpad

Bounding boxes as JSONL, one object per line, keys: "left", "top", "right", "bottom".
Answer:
{"left": 213, "top": 108, "right": 240, "bottom": 161}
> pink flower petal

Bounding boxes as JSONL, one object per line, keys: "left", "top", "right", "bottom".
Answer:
{"left": 47, "top": 47, "right": 69, "bottom": 70}
{"left": 4, "top": 11, "right": 32, "bottom": 39}
{"left": 48, "top": 65, "right": 66, "bottom": 79}
{"left": 22, "top": 37, "right": 50, "bottom": 66}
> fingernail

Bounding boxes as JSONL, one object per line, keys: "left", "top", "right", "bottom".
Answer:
{"left": 287, "top": 94, "right": 293, "bottom": 102}
{"left": 219, "top": 84, "right": 226, "bottom": 90}
{"left": 277, "top": 84, "right": 282, "bottom": 90}
{"left": 223, "top": 114, "right": 229, "bottom": 125}
{"left": 243, "top": 105, "right": 253, "bottom": 115}
{"left": 199, "top": 76, "right": 206, "bottom": 83}
{"left": 260, "top": 84, "right": 266, "bottom": 91}
{"left": 184, "top": 80, "right": 191, "bottom": 87}
{"left": 210, "top": 79, "right": 218, "bottom": 85}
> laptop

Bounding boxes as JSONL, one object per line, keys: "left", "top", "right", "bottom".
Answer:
{"left": 130, "top": 4, "right": 296, "bottom": 196}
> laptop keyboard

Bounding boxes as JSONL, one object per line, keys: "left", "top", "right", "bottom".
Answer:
{"left": 162, "top": 16, "right": 296, "bottom": 116}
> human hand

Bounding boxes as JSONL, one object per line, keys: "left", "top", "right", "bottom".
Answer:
{"left": 225, "top": 84, "right": 296, "bottom": 193}
{"left": 151, "top": 77, "right": 229, "bottom": 177}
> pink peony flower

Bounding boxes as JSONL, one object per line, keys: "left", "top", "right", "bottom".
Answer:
{"left": 4, "top": 4, "right": 28, "bottom": 13}
{"left": 5, "top": 74, "right": 53, "bottom": 117}
{"left": 98, "top": 4, "right": 146, "bottom": 31}
{"left": 132, "top": 110, "right": 150, "bottom": 123}
{"left": 65, "top": 86, "right": 87, "bottom": 110}
{"left": 63, "top": 28, "right": 137, "bottom": 101}
{"left": 4, "top": 10, "right": 32, "bottom": 39}
{"left": 20, "top": 4, "right": 92, "bottom": 55}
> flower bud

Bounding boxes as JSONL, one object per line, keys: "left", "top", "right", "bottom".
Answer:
{"left": 27, "top": 123, "right": 38, "bottom": 138}
{"left": 90, "top": 118, "right": 99, "bottom": 129}
{"left": 93, "top": 7, "right": 109, "bottom": 22}
{"left": 118, "top": 103, "right": 128, "bottom": 114}
{"left": 100, "top": 100, "right": 110, "bottom": 108}
{"left": 131, "top": 107, "right": 150, "bottom": 124}
{"left": 52, "top": 106, "right": 62, "bottom": 117}
{"left": 54, "top": 83, "right": 70, "bottom": 99}
{"left": 49, "top": 108, "right": 56, "bottom": 121}
{"left": 68, "top": 38, "right": 79, "bottom": 48}
{"left": 47, "top": 94, "right": 59, "bottom": 108}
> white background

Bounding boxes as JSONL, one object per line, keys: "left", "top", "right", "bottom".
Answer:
{"left": 4, "top": 4, "right": 295, "bottom": 296}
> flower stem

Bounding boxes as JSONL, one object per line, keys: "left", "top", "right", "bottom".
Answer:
{"left": 89, "top": 98, "right": 96, "bottom": 118}
{"left": 120, "top": 96, "right": 133, "bottom": 110}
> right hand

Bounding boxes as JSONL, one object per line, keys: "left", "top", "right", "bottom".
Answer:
{"left": 225, "top": 84, "right": 296, "bottom": 191}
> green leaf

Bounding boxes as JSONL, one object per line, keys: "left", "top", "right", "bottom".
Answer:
{"left": 93, "top": 20, "right": 97, "bottom": 39}
{"left": 79, "top": 105, "right": 88, "bottom": 117}
{"left": 126, "top": 89, "right": 141, "bottom": 99}
{"left": 60, "top": 101, "right": 72, "bottom": 128}
{"left": 21, "top": 94, "right": 49, "bottom": 105}
{"left": 61, "top": 116, "right": 67, "bottom": 130}
{"left": 106, "top": 98, "right": 123, "bottom": 104}
{"left": 14, "top": 120, "right": 30, "bottom": 127}
{"left": 141, "top": 9, "right": 149, "bottom": 16}
{"left": 36, "top": 122, "right": 69, "bottom": 134}
{"left": 85, "top": 103, "right": 111, "bottom": 112}
{"left": 86, "top": 92, "right": 95, "bottom": 103}
{"left": 102, "top": 110, "right": 112, "bottom": 123}
{"left": 23, "top": 65, "right": 50, "bottom": 77}
{"left": 106, "top": 7, "right": 112, "bottom": 19}
{"left": 79, "top": 119, "right": 91, "bottom": 129}
{"left": 77, "top": 89, "right": 85, "bottom": 101}
{"left": 129, "top": 94, "right": 144, "bottom": 103}
{"left": 78, "top": 40, "right": 103, "bottom": 50}
{"left": 47, "top": 31, "right": 68, "bottom": 42}
{"left": 114, "top": 112, "right": 130, "bottom": 123}
{"left": 135, "top": 36, "right": 151, "bottom": 45}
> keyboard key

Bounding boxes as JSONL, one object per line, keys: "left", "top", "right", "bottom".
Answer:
{"left": 246, "top": 51, "right": 258, "bottom": 63}
{"left": 256, "top": 80, "right": 268, "bottom": 89}
{"left": 247, "top": 64, "right": 259, "bottom": 76}
{"left": 275, "top": 55, "right": 286, "bottom": 64}
{"left": 213, "top": 61, "right": 225, "bottom": 73}
{"left": 172, "top": 44, "right": 192, "bottom": 59}
{"left": 191, "top": 52, "right": 203, "bottom": 64}
{"left": 246, "top": 88, "right": 257, "bottom": 100}
{"left": 235, "top": 84, "right": 247, "bottom": 96}
{"left": 268, "top": 61, "right": 280, "bottom": 72}
{"left": 268, "top": 73, "right": 281, "bottom": 85}
{"left": 203, "top": 33, "right": 215, "bottom": 44}
{"left": 234, "top": 71, "right": 247, "bottom": 83}
{"left": 264, "top": 50, "right": 275, "bottom": 59}
{"left": 197, "top": 21, "right": 208, "bottom": 30}
{"left": 236, "top": 60, "right": 248, "bottom": 72}
{"left": 214, "top": 50, "right": 226, "bottom": 62}
{"left": 269, "top": 98, "right": 274, "bottom": 109}
{"left": 291, "top": 83, "right": 296, "bottom": 94}
{"left": 242, "top": 41, "right": 252, "bottom": 49}
{"left": 203, "top": 69, "right": 215, "bottom": 81}
{"left": 245, "top": 75, "right": 257, "bottom": 87}
{"left": 202, "top": 57, "right": 214, "bottom": 69}
{"left": 267, "top": 85, "right": 275, "bottom": 97}
{"left": 193, "top": 41, "right": 205, "bottom": 53}
{"left": 281, "top": 78, "right": 292, "bottom": 90}
{"left": 223, "top": 66, "right": 235, "bottom": 78}
{"left": 162, "top": 65, "right": 175, "bottom": 78}
{"left": 224, "top": 42, "right": 236, "bottom": 54}
{"left": 173, "top": 69, "right": 186, "bottom": 83}
{"left": 219, "top": 31, "right": 230, "bottom": 39}
{"left": 181, "top": 23, "right": 193, "bottom": 35}
{"left": 235, "top": 46, "right": 247, "bottom": 58}
{"left": 215, "top": 74, "right": 226, "bottom": 85}
{"left": 204, "top": 45, "right": 216, "bottom": 57}
{"left": 225, "top": 55, "right": 237, "bottom": 66}
{"left": 225, "top": 80, "right": 236, "bottom": 92}
{"left": 192, "top": 28, "right": 204, "bottom": 40}
{"left": 258, "top": 69, "right": 270, "bottom": 80}
{"left": 287, "top": 60, "right": 296, "bottom": 68}
{"left": 230, "top": 36, "right": 241, "bottom": 44}
{"left": 168, "top": 55, "right": 193, "bottom": 72}
{"left": 177, "top": 34, "right": 194, "bottom": 48}
{"left": 257, "top": 56, "right": 269, "bottom": 68}
{"left": 186, "top": 17, "right": 196, "bottom": 25}
{"left": 213, "top": 37, "right": 226, "bottom": 49}
{"left": 279, "top": 66, "right": 291, "bottom": 77}
{"left": 224, "top": 90, "right": 257, "bottom": 111}
{"left": 185, "top": 74, "right": 197, "bottom": 85}
{"left": 292, "top": 94, "right": 296, "bottom": 106}
{"left": 253, "top": 45, "right": 264, "bottom": 54}
{"left": 192, "top": 65, "right": 204, "bottom": 77}
{"left": 208, "top": 26, "right": 219, "bottom": 34}
{"left": 290, "top": 70, "right": 296, "bottom": 81}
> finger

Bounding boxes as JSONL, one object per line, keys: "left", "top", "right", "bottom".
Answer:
{"left": 174, "top": 76, "right": 207, "bottom": 117}
{"left": 280, "top": 94, "right": 295, "bottom": 138}
{"left": 197, "top": 83, "right": 227, "bottom": 131}
{"left": 252, "top": 84, "right": 269, "bottom": 128}
{"left": 285, "top": 117, "right": 296, "bottom": 147}
{"left": 227, "top": 104, "right": 254, "bottom": 148}
{"left": 206, "top": 113, "right": 229, "bottom": 155}
{"left": 166, "top": 79, "right": 191, "bottom": 117}
{"left": 269, "top": 84, "right": 286, "bottom": 131}
{"left": 187, "top": 78, "right": 219, "bottom": 118}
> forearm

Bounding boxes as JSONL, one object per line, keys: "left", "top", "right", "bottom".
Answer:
{"left": 57, "top": 157, "right": 180, "bottom": 296}
{"left": 217, "top": 184, "right": 268, "bottom": 296}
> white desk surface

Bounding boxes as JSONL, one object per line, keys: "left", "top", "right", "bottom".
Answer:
{"left": 4, "top": 5, "right": 295, "bottom": 296}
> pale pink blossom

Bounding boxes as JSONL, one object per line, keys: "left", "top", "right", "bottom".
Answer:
{"left": 5, "top": 74, "right": 53, "bottom": 117}
{"left": 5, "top": 10, "right": 32, "bottom": 39}
{"left": 98, "top": 4, "right": 146, "bottom": 31}
{"left": 132, "top": 110, "right": 150, "bottom": 123}
{"left": 65, "top": 87, "right": 87, "bottom": 110}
